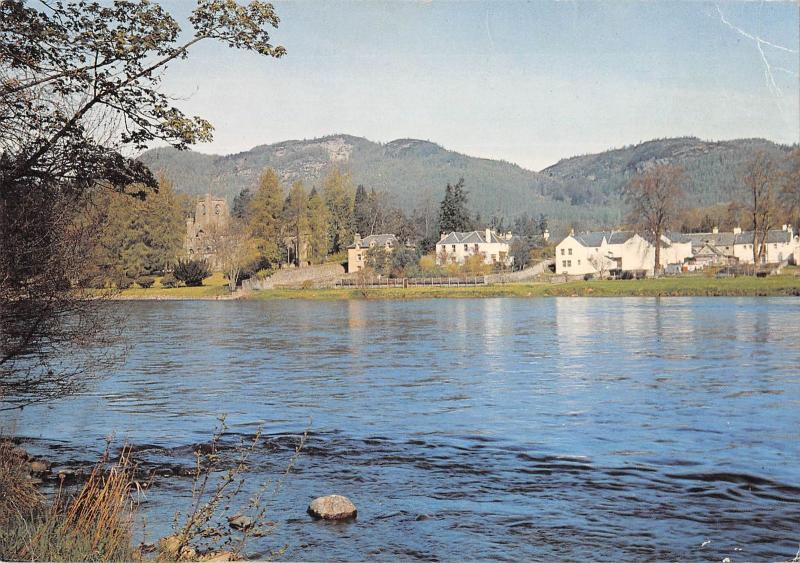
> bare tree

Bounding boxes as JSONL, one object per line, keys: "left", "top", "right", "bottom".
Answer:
{"left": 1, "top": 0, "right": 286, "bottom": 408}
{"left": 742, "top": 152, "right": 781, "bottom": 267}
{"left": 211, "top": 222, "right": 258, "bottom": 293}
{"left": 623, "top": 164, "right": 687, "bottom": 275}
{"left": 780, "top": 148, "right": 800, "bottom": 230}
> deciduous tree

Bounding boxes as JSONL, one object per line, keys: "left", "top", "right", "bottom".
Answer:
{"left": 284, "top": 181, "right": 310, "bottom": 266}
{"left": 307, "top": 187, "right": 330, "bottom": 263}
{"left": 623, "top": 164, "right": 687, "bottom": 274}
{"left": 742, "top": 152, "right": 781, "bottom": 267}
{"left": 0, "top": 0, "right": 286, "bottom": 408}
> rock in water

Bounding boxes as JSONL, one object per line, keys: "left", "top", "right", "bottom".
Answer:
{"left": 307, "top": 495, "right": 357, "bottom": 520}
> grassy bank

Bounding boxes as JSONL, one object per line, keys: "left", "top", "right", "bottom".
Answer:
{"left": 112, "top": 271, "right": 800, "bottom": 301}
{"left": 114, "top": 272, "right": 230, "bottom": 299}
{"left": 247, "top": 274, "right": 800, "bottom": 300}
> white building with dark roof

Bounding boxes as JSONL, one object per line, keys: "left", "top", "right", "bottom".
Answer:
{"left": 682, "top": 225, "right": 798, "bottom": 265}
{"left": 436, "top": 229, "right": 514, "bottom": 266}
{"left": 555, "top": 231, "right": 692, "bottom": 277}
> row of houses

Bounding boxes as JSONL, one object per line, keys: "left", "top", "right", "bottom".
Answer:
{"left": 555, "top": 225, "right": 800, "bottom": 277}
{"left": 347, "top": 228, "right": 520, "bottom": 272}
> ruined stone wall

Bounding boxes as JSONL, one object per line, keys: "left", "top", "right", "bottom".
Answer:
{"left": 242, "top": 263, "right": 345, "bottom": 290}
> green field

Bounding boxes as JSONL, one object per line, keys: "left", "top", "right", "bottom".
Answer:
{"left": 114, "top": 270, "right": 800, "bottom": 301}
{"left": 247, "top": 273, "right": 800, "bottom": 300}
{"left": 115, "top": 272, "right": 230, "bottom": 299}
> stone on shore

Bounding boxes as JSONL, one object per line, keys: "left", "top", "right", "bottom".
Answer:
{"left": 29, "top": 460, "right": 50, "bottom": 474}
{"left": 227, "top": 514, "right": 253, "bottom": 530}
{"left": 158, "top": 535, "right": 184, "bottom": 559}
{"left": 199, "top": 550, "right": 237, "bottom": 562}
{"left": 307, "top": 495, "right": 357, "bottom": 520}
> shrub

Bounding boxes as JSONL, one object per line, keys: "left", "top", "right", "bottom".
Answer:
{"left": 173, "top": 259, "right": 210, "bottom": 287}
{"left": 160, "top": 272, "right": 177, "bottom": 288}
{"left": 0, "top": 442, "right": 138, "bottom": 562}
{"left": 135, "top": 276, "right": 154, "bottom": 288}
{"left": 115, "top": 276, "right": 133, "bottom": 290}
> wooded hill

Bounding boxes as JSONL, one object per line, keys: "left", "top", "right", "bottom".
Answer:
{"left": 138, "top": 134, "right": 792, "bottom": 231}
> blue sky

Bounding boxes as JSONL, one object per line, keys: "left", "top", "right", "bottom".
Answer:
{"left": 158, "top": 0, "right": 799, "bottom": 170}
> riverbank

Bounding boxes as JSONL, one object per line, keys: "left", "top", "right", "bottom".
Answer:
{"left": 113, "top": 272, "right": 800, "bottom": 300}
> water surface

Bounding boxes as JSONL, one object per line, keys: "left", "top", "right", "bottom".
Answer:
{"left": 8, "top": 297, "right": 800, "bottom": 560}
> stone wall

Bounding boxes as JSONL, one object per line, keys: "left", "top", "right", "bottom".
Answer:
{"left": 242, "top": 263, "right": 345, "bottom": 290}
{"left": 484, "top": 259, "right": 554, "bottom": 284}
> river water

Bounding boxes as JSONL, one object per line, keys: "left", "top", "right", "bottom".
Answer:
{"left": 7, "top": 297, "right": 800, "bottom": 560}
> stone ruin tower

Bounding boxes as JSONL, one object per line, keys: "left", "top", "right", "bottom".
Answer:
{"left": 184, "top": 194, "right": 230, "bottom": 266}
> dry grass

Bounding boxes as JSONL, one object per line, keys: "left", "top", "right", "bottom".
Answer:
{"left": 0, "top": 439, "right": 43, "bottom": 524}
{"left": 0, "top": 442, "right": 142, "bottom": 562}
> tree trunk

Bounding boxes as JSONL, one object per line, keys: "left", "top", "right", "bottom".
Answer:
{"left": 654, "top": 230, "right": 662, "bottom": 277}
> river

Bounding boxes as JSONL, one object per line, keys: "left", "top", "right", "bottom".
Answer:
{"left": 7, "top": 297, "right": 800, "bottom": 560}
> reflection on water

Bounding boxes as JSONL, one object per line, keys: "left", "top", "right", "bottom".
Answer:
{"left": 5, "top": 297, "right": 800, "bottom": 561}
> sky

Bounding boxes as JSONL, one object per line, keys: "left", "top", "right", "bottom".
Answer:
{"left": 156, "top": 0, "right": 800, "bottom": 171}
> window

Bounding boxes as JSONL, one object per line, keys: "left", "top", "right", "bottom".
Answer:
{"left": 578, "top": 259, "right": 581, "bottom": 265}
{"left": 568, "top": 248, "right": 572, "bottom": 255}
{"left": 562, "top": 260, "right": 567, "bottom": 268}
{"left": 464, "top": 244, "right": 468, "bottom": 251}
{"left": 452, "top": 245, "right": 456, "bottom": 252}
{"left": 561, "top": 248, "right": 565, "bottom": 255}
{"left": 567, "top": 260, "right": 572, "bottom": 267}
{"left": 474, "top": 244, "right": 479, "bottom": 252}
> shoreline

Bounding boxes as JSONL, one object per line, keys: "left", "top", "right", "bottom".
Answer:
{"left": 112, "top": 275, "right": 800, "bottom": 301}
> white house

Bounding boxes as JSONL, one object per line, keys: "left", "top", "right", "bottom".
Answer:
{"left": 554, "top": 231, "right": 692, "bottom": 277}
{"left": 436, "top": 229, "right": 513, "bottom": 267}
{"left": 682, "top": 225, "right": 799, "bottom": 266}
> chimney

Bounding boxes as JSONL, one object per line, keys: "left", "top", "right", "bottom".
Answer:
{"left": 569, "top": 228, "right": 575, "bottom": 236}
{"left": 782, "top": 224, "right": 788, "bottom": 231}
{"left": 354, "top": 232, "right": 361, "bottom": 245}
{"left": 485, "top": 228, "right": 492, "bottom": 242}
{"left": 712, "top": 226, "right": 719, "bottom": 234}
{"left": 733, "top": 227, "right": 742, "bottom": 235}
{"left": 543, "top": 229, "right": 550, "bottom": 242}
{"left": 440, "top": 232, "right": 447, "bottom": 241}
{"left": 505, "top": 231, "right": 512, "bottom": 240}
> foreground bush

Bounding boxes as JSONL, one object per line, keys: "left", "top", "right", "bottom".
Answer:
{"left": 0, "top": 442, "right": 138, "bottom": 562}
{"left": 174, "top": 259, "right": 211, "bottom": 287}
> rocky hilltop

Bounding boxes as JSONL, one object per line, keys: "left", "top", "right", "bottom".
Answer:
{"left": 138, "top": 134, "right": 792, "bottom": 230}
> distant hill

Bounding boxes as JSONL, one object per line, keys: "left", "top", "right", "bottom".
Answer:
{"left": 541, "top": 137, "right": 791, "bottom": 211}
{"left": 138, "top": 134, "right": 793, "bottom": 232}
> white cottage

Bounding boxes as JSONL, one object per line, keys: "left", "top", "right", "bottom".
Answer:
{"left": 555, "top": 231, "right": 692, "bottom": 277}
{"left": 436, "top": 229, "right": 513, "bottom": 266}
{"left": 682, "top": 225, "right": 799, "bottom": 266}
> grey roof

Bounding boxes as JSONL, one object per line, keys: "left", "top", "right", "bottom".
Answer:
{"left": 438, "top": 231, "right": 509, "bottom": 245}
{"left": 572, "top": 231, "right": 636, "bottom": 247}
{"left": 683, "top": 229, "right": 792, "bottom": 249}
{"left": 349, "top": 234, "right": 397, "bottom": 249}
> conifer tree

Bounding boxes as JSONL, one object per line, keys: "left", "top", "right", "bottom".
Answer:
{"left": 323, "top": 168, "right": 355, "bottom": 254}
{"left": 284, "top": 181, "right": 311, "bottom": 265}
{"left": 307, "top": 187, "right": 330, "bottom": 263}
{"left": 248, "top": 168, "right": 285, "bottom": 266}
{"left": 353, "top": 184, "right": 371, "bottom": 236}
{"left": 438, "top": 178, "right": 472, "bottom": 233}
